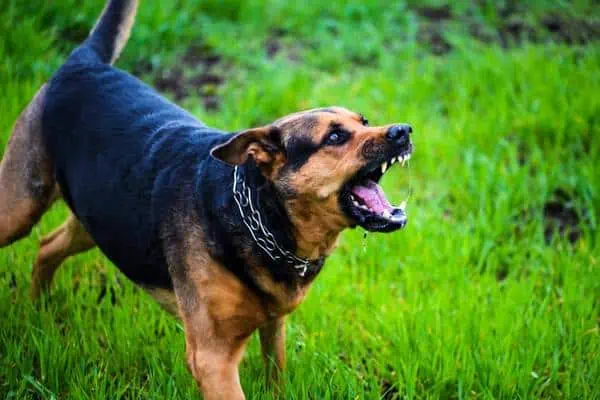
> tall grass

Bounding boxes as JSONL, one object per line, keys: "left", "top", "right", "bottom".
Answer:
{"left": 1, "top": 0, "right": 598, "bottom": 398}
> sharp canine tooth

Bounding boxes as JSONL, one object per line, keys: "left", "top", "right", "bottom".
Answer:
{"left": 391, "top": 157, "right": 397, "bottom": 164}
{"left": 381, "top": 162, "right": 388, "bottom": 174}
{"left": 399, "top": 200, "right": 407, "bottom": 210}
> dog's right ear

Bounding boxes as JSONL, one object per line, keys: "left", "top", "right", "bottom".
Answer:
{"left": 210, "top": 126, "right": 283, "bottom": 166}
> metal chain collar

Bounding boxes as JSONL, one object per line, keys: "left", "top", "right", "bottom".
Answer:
{"left": 232, "top": 166, "right": 314, "bottom": 277}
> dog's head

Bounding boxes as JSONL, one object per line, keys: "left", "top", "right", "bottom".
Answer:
{"left": 211, "top": 107, "right": 413, "bottom": 233}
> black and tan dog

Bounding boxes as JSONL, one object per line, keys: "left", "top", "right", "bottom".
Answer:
{"left": 0, "top": 1, "right": 413, "bottom": 398}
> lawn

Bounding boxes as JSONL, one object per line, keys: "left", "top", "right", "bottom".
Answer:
{"left": 1, "top": 0, "right": 599, "bottom": 398}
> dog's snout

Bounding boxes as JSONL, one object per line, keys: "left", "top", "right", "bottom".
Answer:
{"left": 385, "top": 124, "right": 412, "bottom": 146}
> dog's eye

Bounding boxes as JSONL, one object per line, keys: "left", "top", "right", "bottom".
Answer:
{"left": 324, "top": 131, "right": 349, "bottom": 146}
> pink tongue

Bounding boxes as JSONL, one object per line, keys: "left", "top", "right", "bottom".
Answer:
{"left": 351, "top": 180, "right": 393, "bottom": 214}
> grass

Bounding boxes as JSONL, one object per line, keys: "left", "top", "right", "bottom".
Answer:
{"left": 1, "top": 0, "right": 599, "bottom": 398}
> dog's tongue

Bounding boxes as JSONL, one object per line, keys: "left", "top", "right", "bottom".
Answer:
{"left": 351, "top": 180, "right": 393, "bottom": 214}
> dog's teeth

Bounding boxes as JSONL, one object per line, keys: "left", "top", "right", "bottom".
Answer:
{"left": 391, "top": 157, "right": 397, "bottom": 165}
{"left": 399, "top": 200, "right": 407, "bottom": 210}
{"left": 353, "top": 200, "right": 360, "bottom": 206}
{"left": 382, "top": 210, "right": 391, "bottom": 219}
{"left": 401, "top": 157, "right": 406, "bottom": 167}
{"left": 381, "top": 162, "right": 388, "bottom": 174}
{"left": 406, "top": 153, "right": 411, "bottom": 160}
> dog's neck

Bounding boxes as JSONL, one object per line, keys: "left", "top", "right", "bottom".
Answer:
{"left": 284, "top": 196, "right": 348, "bottom": 260}
{"left": 235, "top": 163, "right": 325, "bottom": 277}
{"left": 236, "top": 163, "right": 351, "bottom": 276}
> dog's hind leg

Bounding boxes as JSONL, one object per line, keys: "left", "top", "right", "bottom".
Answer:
{"left": 31, "top": 213, "right": 96, "bottom": 299}
{"left": 259, "top": 316, "right": 287, "bottom": 390}
{"left": 0, "top": 85, "right": 58, "bottom": 247}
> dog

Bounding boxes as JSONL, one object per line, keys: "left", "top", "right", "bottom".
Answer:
{"left": 0, "top": 1, "right": 413, "bottom": 398}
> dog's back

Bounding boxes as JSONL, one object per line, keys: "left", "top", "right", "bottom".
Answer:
{"left": 45, "top": 62, "right": 220, "bottom": 287}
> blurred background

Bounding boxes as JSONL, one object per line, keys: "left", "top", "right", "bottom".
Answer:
{"left": 1, "top": 0, "right": 598, "bottom": 398}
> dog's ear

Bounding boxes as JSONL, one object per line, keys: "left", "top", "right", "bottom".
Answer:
{"left": 210, "top": 126, "right": 283, "bottom": 166}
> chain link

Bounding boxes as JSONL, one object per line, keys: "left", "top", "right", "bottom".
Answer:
{"left": 233, "top": 166, "right": 310, "bottom": 277}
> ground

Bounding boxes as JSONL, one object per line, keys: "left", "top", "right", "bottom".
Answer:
{"left": 1, "top": 0, "right": 599, "bottom": 399}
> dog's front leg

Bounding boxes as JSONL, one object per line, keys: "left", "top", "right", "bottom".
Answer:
{"left": 181, "top": 308, "right": 248, "bottom": 400}
{"left": 259, "top": 316, "right": 286, "bottom": 389}
{"left": 172, "top": 254, "right": 268, "bottom": 399}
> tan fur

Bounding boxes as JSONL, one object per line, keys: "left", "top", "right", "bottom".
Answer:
{"left": 0, "top": 84, "right": 58, "bottom": 248}
{"left": 286, "top": 196, "right": 347, "bottom": 259}
{"left": 252, "top": 264, "right": 310, "bottom": 315}
{"left": 215, "top": 107, "right": 394, "bottom": 263}
{"left": 164, "top": 209, "right": 321, "bottom": 397}
{"left": 282, "top": 115, "right": 391, "bottom": 198}
{"left": 175, "top": 246, "right": 262, "bottom": 399}
{"left": 274, "top": 109, "right": 394, "bottom": 261}
{"left": 30, "top": 213, "right": 96, "bottom": 299}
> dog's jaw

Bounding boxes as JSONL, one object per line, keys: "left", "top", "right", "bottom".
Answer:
{"left": 339, "top": 145, "right": 412, "bottom": 232}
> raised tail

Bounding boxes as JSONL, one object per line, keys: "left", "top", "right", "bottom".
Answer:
{"left": 79, "top": 0, "right": 139, "bottom": 64}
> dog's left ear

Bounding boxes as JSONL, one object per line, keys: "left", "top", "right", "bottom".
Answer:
{"left": 210, "top": 126, "right": 283, "bottom": 166}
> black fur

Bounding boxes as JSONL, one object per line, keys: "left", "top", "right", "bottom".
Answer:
{"left": 283, "top": 136, "right": 319, "bottom": 172}
{"left": 85, "top": 0, "right": 135, "bottom": 64}
{"left": 41, "top": 43, "right": 316, "bottom": 293}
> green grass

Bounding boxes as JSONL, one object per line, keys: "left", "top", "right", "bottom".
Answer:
{"left": 1, "top": 0, "right": 599, "bottom": 398}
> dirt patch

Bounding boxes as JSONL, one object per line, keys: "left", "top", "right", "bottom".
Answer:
{"left": 415, "top": 4, "right": 454, "bottom": 55}
{"left": 496, "top": 12, "right": 600, "bottom": 47}
{"left": 416, "top": 5, "right": 453, "bottom": 21}
{"left": 265, "top": 36, "right": 282, "bottom": 59}
{"left": 500, "top": 17, "right": 537, "bottom": 46}
{"left": 57, "top": 23, "right": 89, "bottom": 45}
{"left": 505, "top": 134, "right": 530, "bottom": 166}
{"left": 265, "top": 28, "right": 303, "bottom": 62}
{"left": 467, "top": 16, "right": 538, "bottom": 48}
{"left": 7, "top": 271, "right": 17, "bottom": 290}
{"left": 412, "top": 4, "right": 600, "bottom": 55}
{"left": 339, "top": 351, "right": 400, "bottom": 399}
{"left": 266, "top": 27, "right": 287, "bottom": 58}
{"left": 542, "top": 14, "right": 600, "bottom": 45}
{"left": 380, "top": 378, "right": 400, "bottom": 400}
{"left": 417, "top": 22, "right": 453, "bottom": 55}
{"left": 96, "top": 273, "right": 123, "bottom": 306}
{"left": 138, "top": 45, "right": 226, "bottom": 111}
{"left": 496, "top": 263, "right": 510, "bottom": 282}
{"left": 543, "top": 189, "right": 582, "bottom": 244}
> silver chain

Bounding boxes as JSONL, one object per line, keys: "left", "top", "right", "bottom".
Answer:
{"left": 232, "top": 166, "right": 311, "bottom": 277}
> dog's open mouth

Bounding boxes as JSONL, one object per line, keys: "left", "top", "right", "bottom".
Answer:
{"left": 340, "top": 147, "right": 412, "bottom": 232}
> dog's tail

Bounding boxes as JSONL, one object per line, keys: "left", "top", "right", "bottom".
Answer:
{"left": 76, "top": 0, "right": 139, "bottom": 65}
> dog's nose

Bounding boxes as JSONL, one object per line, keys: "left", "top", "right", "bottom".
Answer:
{"left": 385, "top": 124, "right": 412, "bottom": 146}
